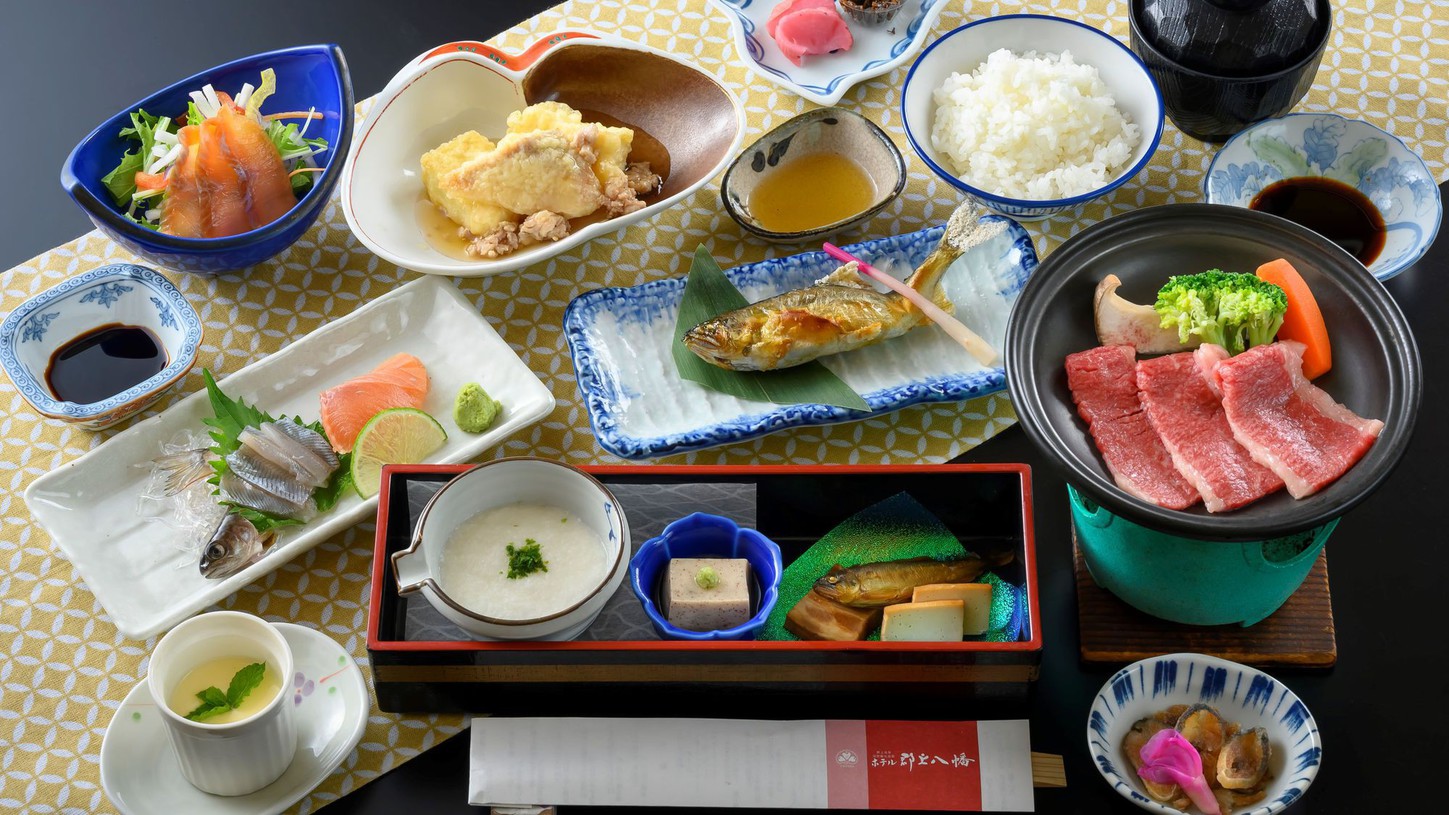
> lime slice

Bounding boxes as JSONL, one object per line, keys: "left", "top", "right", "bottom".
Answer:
{"left": 350, "top": 408, "right": 448, "bottom": 498}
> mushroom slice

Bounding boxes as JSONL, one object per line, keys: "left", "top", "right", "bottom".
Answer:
{"left": 1217, "top": 727, "right": 1272, "bottom": 791}
{"left": 1094, "top": 274, "right": 1199, "bottom": 353}
{"left": 1176, "top": 704, "right": 1227, "bottom": 776}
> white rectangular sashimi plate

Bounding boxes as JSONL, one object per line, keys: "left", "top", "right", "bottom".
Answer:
{"left": 25, "top": 275, "right": 555, "bottom": 640}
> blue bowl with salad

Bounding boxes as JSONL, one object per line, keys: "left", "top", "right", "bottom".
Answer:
{"left": 61, "top": 44, "right": 354, "bottom": 275}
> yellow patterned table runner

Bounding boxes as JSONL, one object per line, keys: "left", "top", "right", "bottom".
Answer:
{"left": 0, "top": 1, "right": 1444, "bottom": 812}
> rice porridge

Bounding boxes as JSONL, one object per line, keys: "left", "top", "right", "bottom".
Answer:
{"left": 439, "top": 503, "right": 608, "bottom": 619}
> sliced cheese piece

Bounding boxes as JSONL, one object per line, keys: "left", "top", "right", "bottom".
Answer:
{"left": 912, "top": 582, "right": 994, "bottom": 635}
{"left": 880, "top": 600, "right": 965, "bottom": 642}
{"left": 662, "top": 557, "right": 752, "bottom": 632}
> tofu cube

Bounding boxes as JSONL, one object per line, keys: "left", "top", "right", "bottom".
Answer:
{"left": 911, "top": 583, "right": 994, "bottom": 635}
{"left": 663, "top": 558, "right": 752, "bottom": 632}
{"left": 880, "top": 600, "right": 966, "bottom": 642}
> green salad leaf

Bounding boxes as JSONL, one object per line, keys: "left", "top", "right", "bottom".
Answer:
{"left": 264, "top": 119, "right": 329, "bottom": 195}
{"left": 101, "top": 109, "right": 167, "bottom": 207}
{"left": 201, "top": 369, "right": 351, "bottom": 534}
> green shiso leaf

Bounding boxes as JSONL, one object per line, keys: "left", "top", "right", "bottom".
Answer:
{"left": 671, "top": 246, "right": 870, "bottom": 411}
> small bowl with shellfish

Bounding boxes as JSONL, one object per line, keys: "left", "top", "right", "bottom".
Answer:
{"left": 1088, "top": 653, "right": 1320, "bottom": 815}
{"left": 0, "top": 262, "right": 202, "bottom": 430}
{"left": 342, "top": 31, "right": 745, "bottom": 277}
{"left": 1204, "top": 112, "right": 1442, "bottom": 281}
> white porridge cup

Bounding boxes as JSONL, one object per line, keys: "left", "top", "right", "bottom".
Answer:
{"left": 146, "top": 611, "right": 297, "bottom": 796}
{"left": 391, "top": 457, "right": 629, "bottom": 641}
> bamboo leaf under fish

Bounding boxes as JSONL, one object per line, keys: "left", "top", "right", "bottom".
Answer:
{"left": 671, "top": 246, "right": 871, "bottom": 410}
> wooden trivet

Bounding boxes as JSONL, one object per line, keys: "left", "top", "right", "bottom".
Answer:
{"left": 1073, "top": 527, "right": 1336, "bottom": 668}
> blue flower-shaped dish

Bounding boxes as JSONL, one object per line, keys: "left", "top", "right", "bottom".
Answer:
{"left": 0, "top": 263, "right": 202, "bottom": 429}
{"left": 1088, "top": 653, "right": 1321, "bottom": 815}
{"left": 1205, "top": 112, "right": 1441, "bottom": 281}
{"left": 629, "top": 513, "right": 783, "bottom": 641}
{"left": 60, "top": 45, "right": 354, "bottom": 275}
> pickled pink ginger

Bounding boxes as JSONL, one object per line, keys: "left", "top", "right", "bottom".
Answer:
{"left": 766, "top": 0, "right": 853, "bottom": 67}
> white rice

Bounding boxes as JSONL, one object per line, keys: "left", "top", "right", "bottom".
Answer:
{"left": 930, "top": 48, "right": 1141, "bottom": 201}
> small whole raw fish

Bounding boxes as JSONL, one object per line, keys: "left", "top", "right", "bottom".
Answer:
{"left": 147, "top": 445, "right": 214, "bottom": 497}
{"left": 200, "top": 513, "right": 276, "bottom": 579}
{"left": 812, "top": 553, "right": 1012, "bottom": 608}
{"left": 683, "top": 203, "right": 998, "bottom": 371}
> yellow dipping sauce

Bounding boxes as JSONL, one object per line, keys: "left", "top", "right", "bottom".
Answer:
{"left": 167, "top": 657, "right": 281, "bottom": 724}
{"left": 747, "top": 152, "right": 877, "bottom": 234}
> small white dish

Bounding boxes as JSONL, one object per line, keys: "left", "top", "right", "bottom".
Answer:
{"left": 1204, "top": 112, "right": 1441, "bottom": 281}
{"left": 100, "top": 622, "right": 368, "bottom": 815}
{"left": 1087, "top": 653, "right": 1321, "bottom": 814}
{"left": 901, "top": 14, "right": 1164, "bottom": 220}
{"left": 563, "top": 213, "right": 1038, "bottom": 459}
{"left": 24, "top": 275, "right": 556, "bottom": 640}
{"left": 0, "top": 262, "right": 202, "bottom": 430}
{"left": 706, "top": 0, "right": 948, "bottom": 106}
{"left": 342, "top": 30, "right": 744, "bottom": 277}
{"left": 392, "top": 457, "right": 629, "bottom": 641}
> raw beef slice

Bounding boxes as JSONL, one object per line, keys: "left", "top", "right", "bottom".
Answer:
{"left": 1137, "top": 348, "right": 1283, "bottom": 513}
{"left": 1064, "top": 345, "right": 1201, "bottom": 510}
{"left": 1214, "top": 341, "right": 1384, "bottom": 498}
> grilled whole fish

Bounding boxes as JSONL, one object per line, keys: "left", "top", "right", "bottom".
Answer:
{"left": 812, "top": 553, "right": 1013, "bottom": 608}
{"left": 683, "top": 202, "right": 1000, "bottom": 371}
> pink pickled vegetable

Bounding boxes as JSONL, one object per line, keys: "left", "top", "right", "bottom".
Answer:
{"left": 770, "top": 5, "right": 853, "bottom": 67}
{"left": 1137, "top": 729, "right": 1222, "bottom": 815}
{"left": 766, "top": 0, "right": 837, "bottom": 38}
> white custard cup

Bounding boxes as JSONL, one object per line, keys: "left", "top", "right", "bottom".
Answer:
{"left": 146, "top": 611, "right": 297, "bottom": 796}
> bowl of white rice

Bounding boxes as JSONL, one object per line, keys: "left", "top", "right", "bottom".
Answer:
{"left": 902, "top": 14, "right": 1164, "bottom": 220}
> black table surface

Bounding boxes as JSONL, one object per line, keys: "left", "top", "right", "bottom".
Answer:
{"left": 5, "top": 3, "right": 1445, "bottom": 814}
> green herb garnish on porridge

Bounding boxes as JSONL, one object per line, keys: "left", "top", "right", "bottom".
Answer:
{"left": 506, "top": 539, "right": 548, "bottom": 579}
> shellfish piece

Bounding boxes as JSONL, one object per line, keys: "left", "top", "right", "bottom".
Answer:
{"left": 1121, "top": 717, "right": 1182, "bottom": 804}
{"left": 1217, "top": 727, "right": 1271, "bottom": 791}
{"left": 1176, "top": 704, "right": 1227, "bottom": 778}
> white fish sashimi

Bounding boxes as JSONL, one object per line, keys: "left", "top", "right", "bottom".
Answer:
{"left": 224, "top": 448, "right": 314, "bottom": 507}
{"left": 237, "top": 422, "right": 335, "bottom": 488}
{"left": 219, "top": 471, "right": 315, "bottom": 521}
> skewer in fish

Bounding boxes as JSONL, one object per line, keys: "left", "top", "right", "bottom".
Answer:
{"left": 682, "top": 202, "right": 1003, "bottom": 371}
{"left": 812, "top": 552, "right": 1014, "bottom": 608}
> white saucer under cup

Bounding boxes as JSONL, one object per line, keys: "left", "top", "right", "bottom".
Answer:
{"left": 146, "top": 611, "right": 298, "bottom": 796}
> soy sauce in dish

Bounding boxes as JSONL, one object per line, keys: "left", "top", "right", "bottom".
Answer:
{"left": 46, "top": 324, "right": 167, "bottom": 404}
{"left": 1249, "top": 176, "right": 1386, "bottom": 265}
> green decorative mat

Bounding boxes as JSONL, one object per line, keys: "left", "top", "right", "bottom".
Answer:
{"left": 760, "top": 492, "right": 1018, "bottom": 642}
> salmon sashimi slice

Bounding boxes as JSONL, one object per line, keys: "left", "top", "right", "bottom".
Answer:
{"left": 318, "top": 354, "right": 431, "bottom": 453}
{"left": 214, "top": 105, "right": 297, "bottom": 227}
{"left": 197, "top": 117, "right": 252, "bottom": 238}
{"left": 160, "top": 125, "right": 208, "bottom": 237}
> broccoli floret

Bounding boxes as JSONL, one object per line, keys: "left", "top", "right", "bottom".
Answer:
{"left": 1154, "top": 270, "right": 1287, "bottom": 355}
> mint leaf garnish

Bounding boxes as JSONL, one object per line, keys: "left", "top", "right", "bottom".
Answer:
{"left": 226, "top": 662, "right": 266, "bottom": 709}
{"left": 184, "top": 686, "right": 231, "bottom": 721}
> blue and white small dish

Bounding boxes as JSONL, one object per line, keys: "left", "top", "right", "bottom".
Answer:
{"left": 706, "top": 0, "right": 947, "bottom": 106}
{"left": 0, "top": 263, "right": 201, "bottom": 430}
{"left": 1205, "top": 112, "right": 1441, "bottom": 281}
{"left": 1088, "top": 653, "right": 1321, "bottom": 815}
{"left": 629, "top": 513, "right": 783, "bottom": 641}
{"left": 563, "top": 212, "right": 1038, "bottom": 459}
{"left": 901, "top": 15, "right": 1165, "bottom": 220}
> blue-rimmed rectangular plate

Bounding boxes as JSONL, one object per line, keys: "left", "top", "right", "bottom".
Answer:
{"left": 564, "top": 215, "right": 1037, "bottom": 459}
{"left": 705, "top": 0, "right": 947, "bottom": 106}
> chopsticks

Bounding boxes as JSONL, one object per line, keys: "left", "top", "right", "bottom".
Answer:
{"left": 821, "top": 242, "right": 1000, "bottom": 367}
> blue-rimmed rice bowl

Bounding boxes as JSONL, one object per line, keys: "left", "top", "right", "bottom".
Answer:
{"left": 0, "top": 263, "right": 202, "bottom": 430}
{"left": 1088, "top": 653, "right": 1321, "bottom": 814}
{"left": 1204, "top": 112, "right": 1440, "bottom": 281}
{"left": 901, "top": 14, "right": 1164, "bottom": 220}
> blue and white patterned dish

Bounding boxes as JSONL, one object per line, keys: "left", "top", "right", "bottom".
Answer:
{"left": 706, "top": 0, "right": 947, "bottom": 106}
{"left": 563, "top": 213, "right": 1037, "bottom": 459}
{"left": 0, "top": 263, "right": 201, "bottom": 430}
{"left": 1205, "top": 113, "right": 1441, "bottom": 281}
{"left": 1088, "top": 653, "right": 1321, "bottom": 815}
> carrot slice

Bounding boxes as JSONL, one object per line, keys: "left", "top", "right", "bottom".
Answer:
{"left": 134, "top": 171, "right": 168, "bottom": 191}
{"left": 1256, "top": 258, "right": 1331, "bottom": 379}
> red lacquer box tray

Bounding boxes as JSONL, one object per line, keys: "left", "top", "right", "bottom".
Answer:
{"left": 366, "top": 464, "right": 1042, "bottom": 714}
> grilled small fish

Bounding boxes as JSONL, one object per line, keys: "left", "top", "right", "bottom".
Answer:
{"left": 683, "top": 202, "right": 1001, "bottom": 371}
{"left": 812, "top": 553, "right": 1013, "bottom": 608}
{"left": 200, "top": 513, "right": 276, "bottom": 580}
